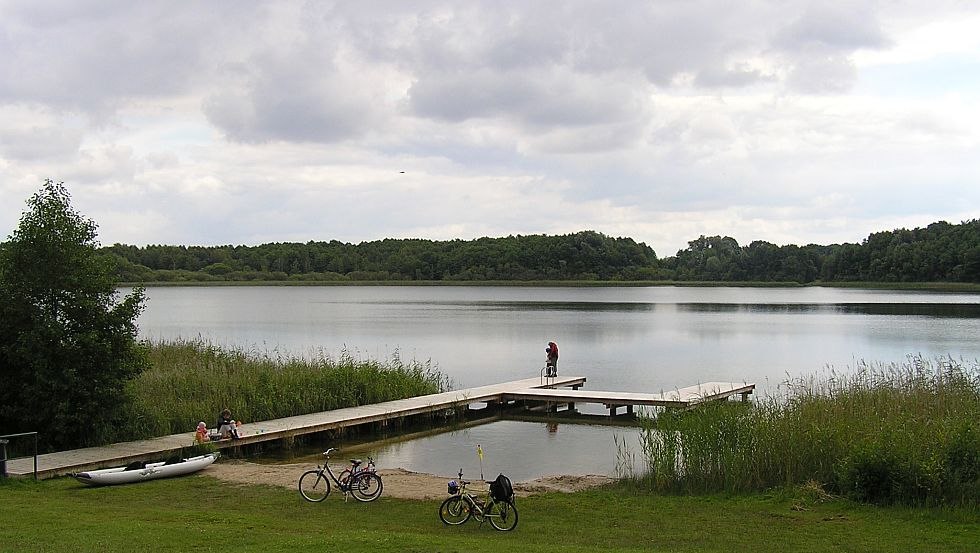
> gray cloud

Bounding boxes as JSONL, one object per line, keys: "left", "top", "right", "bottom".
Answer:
{"left": 774, "top": 3, "right": 889, "bottom": 52}
{"left": 0, "top": 1, "right": 977, "bottom": 256}
{"left": 0, "top": 2, "right": 221, "bottom": 114}
{"left": 0, "top": 121, "right": 83, "bottom": 161}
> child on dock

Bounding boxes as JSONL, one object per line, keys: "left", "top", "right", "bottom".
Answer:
{"left": 194, "top": 421, "right": 210, "bottom": 443}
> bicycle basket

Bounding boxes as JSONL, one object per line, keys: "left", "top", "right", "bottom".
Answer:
{"left": 447, "top": 480, "right": 459, "bottom": 494}
{"left": 490, "top": 473, "right": 513, "bottom": 501}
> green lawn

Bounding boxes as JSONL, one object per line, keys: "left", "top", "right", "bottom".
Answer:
{"left": 1, "top": 476, "right": 976, "bottom": 552}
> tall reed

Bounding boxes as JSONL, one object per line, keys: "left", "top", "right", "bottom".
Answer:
{"left": 636, "top": 355, "right": 980, "bottom": 506}
{"left": 119, "top": 339, "right": 448, "bottom": 441}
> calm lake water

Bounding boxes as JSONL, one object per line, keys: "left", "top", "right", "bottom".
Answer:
{"left": 135, "top": 285, "right": 980, "bottom": 480}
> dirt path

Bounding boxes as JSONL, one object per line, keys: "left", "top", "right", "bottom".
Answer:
{"left": 203, "top": 460, "right": 615, "bottom": 500}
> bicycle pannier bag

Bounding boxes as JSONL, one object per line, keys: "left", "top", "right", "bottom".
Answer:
{"left": 490, "top": 473, "right": 513, "bottom": 501}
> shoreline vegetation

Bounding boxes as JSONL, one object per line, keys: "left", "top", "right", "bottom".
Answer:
{"left": 632, "top": 355, "right": 980, "bottom": 507}
{"left": 117, "top": 339, "right": 448, "bottom": 444}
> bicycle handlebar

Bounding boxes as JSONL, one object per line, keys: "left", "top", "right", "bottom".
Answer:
{"left": 323, "top": 447, "right": 338, "bottom": 457}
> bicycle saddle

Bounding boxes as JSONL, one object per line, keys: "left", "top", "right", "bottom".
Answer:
{"left": 349, "top": 459, "right": 362, "bottom": 466}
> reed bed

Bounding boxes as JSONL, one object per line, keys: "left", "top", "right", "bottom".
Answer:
{"left": 636, "top": 355, "right": 980, "bottom": 506}
{"left": 119, "top": 339, "right": 448, "bottom": 441}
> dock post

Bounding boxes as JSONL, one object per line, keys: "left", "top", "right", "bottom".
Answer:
{"left": 0, "top": 439, "right": 9, "bottom": 478}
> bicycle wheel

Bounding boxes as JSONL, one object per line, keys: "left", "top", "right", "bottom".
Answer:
{"left": 298, "top": 470, "right": 331, "bottom": 502}
{"left": 487, "top": 499, "right": 518, "bottom": 531}
{"left": 350, "top": 472, "right": 383, "bottom": 502}
{"left": 438, "top": 496, "right": 472, "bottom": 525}
{"left": 338, "top": 469, "right": 352, "bottom": 485}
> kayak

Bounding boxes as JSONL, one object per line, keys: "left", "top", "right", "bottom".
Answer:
{"left": 73, "top": 453, "right": 219, "bottom": 486}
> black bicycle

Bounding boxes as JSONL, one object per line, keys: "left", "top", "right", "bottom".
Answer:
{"left": 298, "top": 448, "right": 383, "bottom": 502}
{"left": 438, "top": 469, "right": 518, "bottom": 531}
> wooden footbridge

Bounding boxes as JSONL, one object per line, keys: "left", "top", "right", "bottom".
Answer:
{"left": 4, "top": 376, "right": 753, "bottom": 480}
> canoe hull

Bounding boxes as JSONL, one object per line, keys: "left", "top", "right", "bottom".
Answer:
{"left": 73, "top": 453, "right": 219, "bottom": 486}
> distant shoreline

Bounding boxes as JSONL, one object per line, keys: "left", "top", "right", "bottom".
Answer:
{"left": 119, "top": 280, "right": 980, "bottom": 292}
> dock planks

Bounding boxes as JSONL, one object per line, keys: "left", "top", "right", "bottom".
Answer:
{"left": 505, "top": 381, "right": 755, "bottom": 415}
{"left": 4, "top": 376, "right": 753, "bottom": 480}
{"left": 506, "top": 381, "right": 755, "bottom": 407}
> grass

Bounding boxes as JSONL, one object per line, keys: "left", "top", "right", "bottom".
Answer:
{"left": 119, "top": 339, "right": 448, "bottom": 442}
{"left": 1, "top": 475, "right": 977, "bottom": 553}
{"left": 636, "top": 355, "right": 980, "bottom": 506}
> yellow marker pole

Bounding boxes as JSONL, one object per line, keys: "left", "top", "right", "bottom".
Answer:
{"left": 477, "top": 444, "right": 484, "bottom": 480}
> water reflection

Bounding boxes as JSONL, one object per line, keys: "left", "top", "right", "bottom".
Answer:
{"left": 837, "top": 303, "right": 980, "bottom": 317}
{"left": 365, "top": 419, "right": 645, "bottom": 482}
{"left": 359, "top": 300, "right": 656, "bottom": 311}
{"left": 678, "top": 302, "right": 980, "bottom": 317}
{"left": 276, "top": 419, "right": 646, "bottom": 482}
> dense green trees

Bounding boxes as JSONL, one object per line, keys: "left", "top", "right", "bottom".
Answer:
{"left": 0, "top": 181, "right": 148, "bottom": 451}
{"left": 97, "top": 220, "right": 980, "bottom": 284}
{"left": 664, "top": 220, "right": 980, "bottom": 284}
{"left": 103, "top": 230, "right": 664, "bottom": 283}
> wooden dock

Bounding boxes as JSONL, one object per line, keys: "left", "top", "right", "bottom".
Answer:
{"left": 4, "top": 376, "right": 753, "bottom": 480}
{"left": 507, "top": 381, "right": 756, "bottom": 416}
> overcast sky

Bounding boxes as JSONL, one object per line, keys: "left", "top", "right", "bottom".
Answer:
{"left": 1, "top": 1, "right": 978, "bottom": 256}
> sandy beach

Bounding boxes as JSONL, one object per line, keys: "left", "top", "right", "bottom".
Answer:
{"left": 205, "top": 460, "right": 615, "bottom": 500}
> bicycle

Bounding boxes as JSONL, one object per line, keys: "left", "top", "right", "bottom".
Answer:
{"left": 438, "top": 469, "right": 518, "bottom": 531}
{"left": 337, "top": 454, "right": 378, "bottom": 486}
{"left": 298, "top": 448, "right": 383, "bottom": 502}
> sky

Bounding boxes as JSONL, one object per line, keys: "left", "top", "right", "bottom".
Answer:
{"left": 1, "top": 1, "right": 979, "bottom": 257}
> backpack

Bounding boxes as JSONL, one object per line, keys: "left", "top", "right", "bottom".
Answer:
{"left": 490, "top": 473, "right": 514, "bottom": 502}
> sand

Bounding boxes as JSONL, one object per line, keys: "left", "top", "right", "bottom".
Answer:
{"left": 203, "top": 460, "right": 614, "bottom": 500}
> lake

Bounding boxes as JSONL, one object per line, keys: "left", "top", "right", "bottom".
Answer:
{"left": 135, "top": 285, "right": 980, "bottom": 480}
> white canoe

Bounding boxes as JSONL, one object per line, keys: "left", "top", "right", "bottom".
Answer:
{"left": 73, "top": 453, "right": 219, "bottom": 486}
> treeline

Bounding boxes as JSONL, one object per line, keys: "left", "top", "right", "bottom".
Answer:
{"left": 666, "top": 220, "right": 980, "bottom": 283}
{"left": 100, "top": 220, "right": 980, "bottom": 284}
{"left": 103, "top": 230, "right": 661, "bottom": 282}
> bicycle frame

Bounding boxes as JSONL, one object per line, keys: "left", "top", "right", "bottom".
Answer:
{"left": 315, "top": 458, "right": 347, "bottom": 489}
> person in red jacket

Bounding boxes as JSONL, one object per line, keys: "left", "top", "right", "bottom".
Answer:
{"left": 545, "top": 341, "right": 559, "bottom": 377}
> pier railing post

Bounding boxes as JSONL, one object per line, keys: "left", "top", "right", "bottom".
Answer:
{"left": 0, "top": 439, "right": 8, "bottom": 477}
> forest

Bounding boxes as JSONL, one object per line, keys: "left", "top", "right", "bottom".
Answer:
{"left": 100, "top": 221, "right": 980, "bottom": 284}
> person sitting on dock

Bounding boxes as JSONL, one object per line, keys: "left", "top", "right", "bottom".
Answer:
{"left": 217, "top": 408, "right": 241, "bottom": 440}
{"left": 545, "top": 341, "right": 559, "bottom": 377}
{"left": 194, "top": 421, "right": 210, "bottom": 443}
